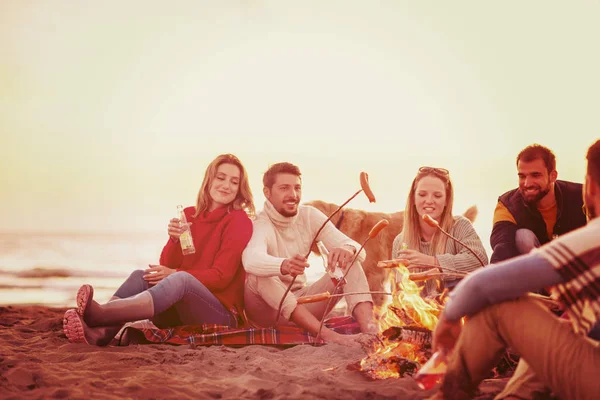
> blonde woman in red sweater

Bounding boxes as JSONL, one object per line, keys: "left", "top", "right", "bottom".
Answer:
{"left": 63, "top": 154, "right": 255, "bottom": 345}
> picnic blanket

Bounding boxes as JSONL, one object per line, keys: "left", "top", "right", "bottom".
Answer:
{"left": 116, "top": 316, "right": 361, "bottom": 347}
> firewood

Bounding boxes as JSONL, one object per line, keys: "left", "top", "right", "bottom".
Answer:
{"left": 381, "top": 325, "right": 432, "bottom": 348}
{"left": 409, "top": 271, "right": 466, "bottom": 282}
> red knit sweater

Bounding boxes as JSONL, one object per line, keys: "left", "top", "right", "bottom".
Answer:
{"left": 159, "top": 206, "right": 252, "bottom": 323}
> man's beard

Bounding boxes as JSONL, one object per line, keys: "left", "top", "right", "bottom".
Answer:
{"left": 277, "top": 200, "right": 299, "bottom": 217}
{"left": 522, "top": 185, "right": 551, "bottom": 206}
{"left": 278, "top": 208, "right": 298, "bottom": 217}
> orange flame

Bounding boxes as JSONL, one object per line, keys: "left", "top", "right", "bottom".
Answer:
{"left": 379, "top": 265, "right": 442, "bottom": 332}
{"left": 362, "top": 266, "right": 445, "bottom": 378}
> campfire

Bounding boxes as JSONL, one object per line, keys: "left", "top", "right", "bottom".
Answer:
{"left": 359, "top": 265, "right": 445, "bottom": 380}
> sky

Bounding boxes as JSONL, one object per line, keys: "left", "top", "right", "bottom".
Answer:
{"left": 1, "top": 1, "right": 598, "bottom": 250}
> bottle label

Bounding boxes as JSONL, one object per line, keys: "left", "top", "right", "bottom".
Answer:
{"left": 179, "top": 222, "right": 196, "bottom": 255}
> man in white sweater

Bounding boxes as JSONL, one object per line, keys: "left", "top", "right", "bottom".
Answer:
{"left": 242, "top": 162, "right": 376, "bottom": 345}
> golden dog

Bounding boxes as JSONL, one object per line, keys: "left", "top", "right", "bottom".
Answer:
{"left": 305, "top": 200, "right": 478, "bottom": 307}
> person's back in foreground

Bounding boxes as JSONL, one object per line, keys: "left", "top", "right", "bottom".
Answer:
{"left": 242, "top": 162, "right": 377, "bottom": 346}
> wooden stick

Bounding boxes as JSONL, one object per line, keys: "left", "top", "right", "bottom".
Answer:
{"left": 378, "top": 259, "right": 468, "bottom": 275}
{"left": 422, "top": 214, "right": 487, "bottom": 267}
{"left": 314, "top": 219, "right": 389, "bottom": 343}
{"left": 297, "top": 291, "right": 393, "bottom": 304}
{"left": 409, "top": 271, "right": 466, "bottom": 282}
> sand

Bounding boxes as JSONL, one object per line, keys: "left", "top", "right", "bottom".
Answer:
{"left": 0, "top": 306, "right": 508, "bottom": 399}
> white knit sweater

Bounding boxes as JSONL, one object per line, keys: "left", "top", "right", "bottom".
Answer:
{"left": 242, "top": 200, "right": 366, "bottom": 292}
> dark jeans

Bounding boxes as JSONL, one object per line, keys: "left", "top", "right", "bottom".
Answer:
{"left": 114, "top": 270, "right": 237, "bottom": 327}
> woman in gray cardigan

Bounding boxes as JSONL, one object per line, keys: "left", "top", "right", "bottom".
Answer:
{"left": 391, "top": 167, "right": 488, "bottom": 297}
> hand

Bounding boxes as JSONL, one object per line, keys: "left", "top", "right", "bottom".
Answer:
{"left": 280, "top": 254, "right": 310, "bottom": 277}
{"left": 395, "top": 248, "right": 436, "bottom": 266}
{"left": 328, "top": 246, "right": 355, "bottom": 271}
{"left": 144, "top": 264, "right": 176, "bottom": 285}
{"left": 168, "top": 218, "right": 193, "bottom": 243}
{"left": 432, "top": 312, "right": 463, "bottom": 353}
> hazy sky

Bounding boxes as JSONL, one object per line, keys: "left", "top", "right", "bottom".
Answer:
{"left": 1, "top": 1, "right": 598, "bottom": 248}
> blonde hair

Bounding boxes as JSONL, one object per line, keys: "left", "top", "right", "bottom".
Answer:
{"left": 401, "top": 168, "right": 454, "bottom": 255}
{"left": 193, "top": 154, "right": 255, "bottom": 218}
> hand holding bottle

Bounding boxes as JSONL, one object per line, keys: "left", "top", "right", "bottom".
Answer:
{"left": 316, "top": 241, "right": 347, "bottom": 286}
{"left": 173, "top": 205, "right": 196, "bottom": 255}
{"left": 168, "top": 218, "right": 193, "bottom": 242}
{"left": 327, "top": 245, "right": 355, "bottom": 271}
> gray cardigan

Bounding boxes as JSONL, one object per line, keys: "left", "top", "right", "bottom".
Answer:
{"left": 391, "top": 215, "right": 488, "bottom": 297}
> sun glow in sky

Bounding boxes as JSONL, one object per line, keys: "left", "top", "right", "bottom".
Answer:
{"left": 1, "top": 1, "right": 598, "bottom": 253}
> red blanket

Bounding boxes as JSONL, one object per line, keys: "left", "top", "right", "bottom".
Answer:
{"left": 116, "top": 316, "right": 360, "bottom": 347}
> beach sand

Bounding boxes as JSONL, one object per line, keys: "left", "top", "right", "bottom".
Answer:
{"left": 0, "top": 306, "right": 508, "bottom": 399}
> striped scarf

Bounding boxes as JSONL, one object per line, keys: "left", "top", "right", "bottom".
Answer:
{"left": 537, "top": 218, "right": 600, "bottom": 335}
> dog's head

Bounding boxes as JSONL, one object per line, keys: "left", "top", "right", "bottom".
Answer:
{"left": 304, "top": 200, "right": 403, "bottom": 247}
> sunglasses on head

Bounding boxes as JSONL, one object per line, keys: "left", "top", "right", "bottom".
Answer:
{"left": 418, "top": 166, "right": 450, "bottom": 175}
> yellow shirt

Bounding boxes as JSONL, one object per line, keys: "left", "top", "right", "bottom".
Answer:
{"left": 493, "top": 201, "right": 557, "bottom": 240}
{"left": 538, "top": 202, "right": 558, "bottom": 240}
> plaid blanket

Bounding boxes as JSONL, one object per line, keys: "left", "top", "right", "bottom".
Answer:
{"left": 116, "top": 316, "right": 361, "bottom": 347}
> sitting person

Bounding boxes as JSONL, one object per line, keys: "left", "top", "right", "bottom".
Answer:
{"left": 430, "top": 139, "right": 600, "bottom": 400}
{"left": 392, "top": 167, "right": 488, "bottom": 297}
{"left": 241, "top": 162, "right": 377, "bottom": 345}
{"left": 63, "top": 153, "right": 255, "bottom": 346}
{"left": 490, "top": 144, "right": 586, "bottom": 263}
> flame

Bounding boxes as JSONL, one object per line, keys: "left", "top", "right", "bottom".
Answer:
{"left": 361, "top": 265, "right": 445, "bottom": 379}
{"left": 379, "top": 265, "right": 442, "bottom": 332}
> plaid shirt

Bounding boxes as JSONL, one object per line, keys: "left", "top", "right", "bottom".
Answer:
{"left": 537, "top": 217, "right": 600, "bottom": 335}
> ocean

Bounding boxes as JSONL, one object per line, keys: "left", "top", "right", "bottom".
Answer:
{"left": 0, "top": 231, "right": 325, "bottom": 307}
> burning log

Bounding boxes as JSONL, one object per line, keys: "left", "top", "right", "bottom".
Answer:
{"left": 409, "top": 271, "right": 466, "bottom": 282}
{"left": 359, "top": 351, "right": 421, "bottom": 380}
{"left": 386, "top": 305, "right": 418, "bottom": 326}
{"left": 357, "top": 264, "right": 441, "bottom": 380}
{"left": 356, "top": 325, "right": 433, "bottom": 380}
{"left": 380, "top": 325, "right": 432, "bottom": 348}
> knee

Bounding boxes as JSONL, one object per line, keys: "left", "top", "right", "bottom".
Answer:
{"left": 130, "top": 269, "right": 146, "bottom": 280}
{"left": 515, "top": 229, "right": 539, "bottom": 254}
{"left": 247, "top": 275, "right": 275, "bottom": 293}
{"left": 168, "top": 271, "right": 195, "bottom": 291}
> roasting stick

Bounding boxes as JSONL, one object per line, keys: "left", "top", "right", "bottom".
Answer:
{"left": 377, "top": 259, "right": 468, "bottom": 275}
{"left": 274, "top": 172, "right": 377, "bottom": 325}
{"left": 409, "top": 271, "right": 466, "bottom": 282}
{"left": 422, "top": 214, "right": 487, "bottom": 267}
{"left": 296, "top": 291, "right": 393, "bottom": 304}
{"left": 314, "top": 219, "right": 389, "bottom": 343}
